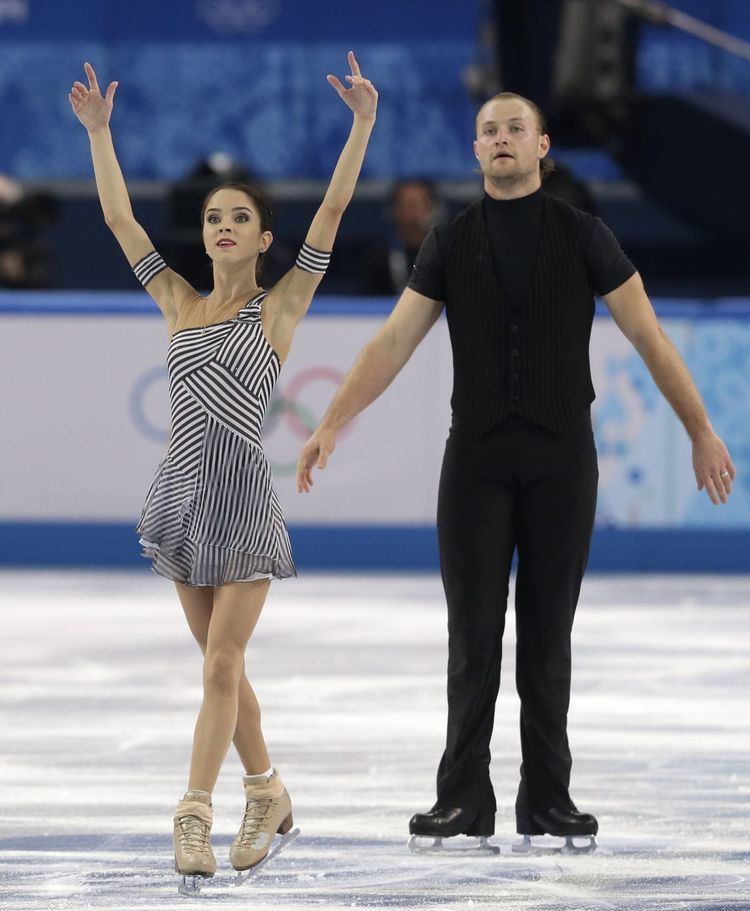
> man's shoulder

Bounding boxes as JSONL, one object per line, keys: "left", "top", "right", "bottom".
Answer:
{"left": 450, "top": 198, "right": 483, "bottom": 225}
{"left": 542, "top": 192, "right": 602, "bottom": 247}
{"left": 543, "top": 191, "right": 597, "bottom": 223}
{"left": 433, "top": 199, "right": 483, "bottom": 246}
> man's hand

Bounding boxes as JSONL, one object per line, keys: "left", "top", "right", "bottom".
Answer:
{"left": 297, "top": 427, "right": 337, "bottom": 493}
{"left": 692, "top": 429, "right": 736, "bottom": 504}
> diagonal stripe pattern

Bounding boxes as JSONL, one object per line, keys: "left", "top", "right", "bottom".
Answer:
{"left": 136, "top": 291, "right": 296, "bottom": 586}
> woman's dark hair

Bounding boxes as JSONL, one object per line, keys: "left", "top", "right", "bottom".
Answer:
{"left": 200, "top": 181, "right": 274, "bottom": 282}
{"left": 477, "top": 92, "right": 555, "bottom": 181}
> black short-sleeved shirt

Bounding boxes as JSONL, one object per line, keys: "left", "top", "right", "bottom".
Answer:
{"left": 408, "top": 189, "right": 636, "bottom": 306}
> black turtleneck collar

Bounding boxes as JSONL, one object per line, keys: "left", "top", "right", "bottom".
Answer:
{"left": 482, "top": 186, "right": 544, "bottom": 214}
{"left": 481, "top": 187, "right": 545, "bottom": 310}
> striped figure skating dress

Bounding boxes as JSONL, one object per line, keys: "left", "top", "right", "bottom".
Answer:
{"left": 133, "top": 245, "right": 329, "bottom": 586}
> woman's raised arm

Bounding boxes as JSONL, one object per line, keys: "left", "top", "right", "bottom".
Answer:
{"left": 267, "top": 51, "right": 377, "bottom": 324}
{"left": 69, "top": 62, "right": 195, "bottom": 327}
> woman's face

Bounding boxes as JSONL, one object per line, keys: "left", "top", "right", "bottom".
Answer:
{"left": 202, "top": 187, "right": 272, "bottom": 269}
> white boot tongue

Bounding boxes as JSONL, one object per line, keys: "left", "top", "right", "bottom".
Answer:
{"left": 244, "top": 769, "right": 274, "bottom": 783}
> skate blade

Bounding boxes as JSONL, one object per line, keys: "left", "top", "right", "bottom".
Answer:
{"left": 177, "top": 873, "right": 211, "bottom": 895}
{"left": 512, "top": 834, "right": 597, "bottom": 856}
{"left": 233, "top": 827, "right": 300, "bottom": 885}
{"left": 408, "top": 834, "right": 500, "bottom": 855}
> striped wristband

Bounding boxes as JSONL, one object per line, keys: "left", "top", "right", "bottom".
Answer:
{"left": 295, "top": 243, "right": 331, "bottom": 274}
{"left": 133, "top": 250, "right": 167, "bottom": 287}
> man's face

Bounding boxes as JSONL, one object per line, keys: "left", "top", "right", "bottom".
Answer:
{"left": 473, "top": 98, "right": 550, "bottom": 183}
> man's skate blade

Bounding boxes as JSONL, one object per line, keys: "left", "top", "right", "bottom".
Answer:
{"left": 233, "top": 827, "right": 300, "bottom": 885}
{"left": 408, "top": 834, "right": 500, "bottom": 855}
{"left": 512, "top": 834, "right": 597, "bottom": 856}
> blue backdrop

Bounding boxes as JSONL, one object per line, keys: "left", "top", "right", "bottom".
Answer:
{"left": 637, "top": 0, "right": 750, "bottom": 94}
{"left": 0, "top": 0, "right": 478, "bottom": 179}
{"left": 4, "top": 1, "right": 750, "bottom": 178}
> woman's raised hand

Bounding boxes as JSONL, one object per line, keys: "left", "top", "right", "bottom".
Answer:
{"left": 327, "top": 51, "right": 377, "bottom": 121}
{"left": 69, "top": 62, "right": 118, "bottom": 132}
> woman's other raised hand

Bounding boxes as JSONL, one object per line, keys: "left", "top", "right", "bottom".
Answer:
{"left": 327, "top": 51, "right": 377, "bottom": 121}
{"left": 69, "top": 62, "right": 118, "bottom": 132}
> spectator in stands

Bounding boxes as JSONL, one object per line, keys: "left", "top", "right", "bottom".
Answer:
{"left": 0, "top": 174, "right": 58, "bottom": 288}
{"left": 542, "top": 161, "right": 598, "bottom": 216}
{"left": 359, "top": 179, "right": 442, "bottom": 295}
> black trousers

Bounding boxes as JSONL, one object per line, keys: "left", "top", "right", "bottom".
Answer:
{"left": 434, "top": 410, "right": 598, "bottom": 832}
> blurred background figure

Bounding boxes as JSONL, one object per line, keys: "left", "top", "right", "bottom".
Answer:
{"left": 0, "top": 174, "right": 58, "bottom": 288}
{"left": 359, "top": 179, "right": 442, "bottom": 296}
{"left": 540, "top": 162, "right": 598, "bottom": 215}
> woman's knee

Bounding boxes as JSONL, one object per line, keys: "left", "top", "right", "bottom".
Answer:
{"left": 189, "top": 629, "right": 208, "bottom": 655}
{"left": 203, "top": 648, "right": 244, "bottom": 693}
{"left": 238, "top": 675, "right": 262, "bottom": 721}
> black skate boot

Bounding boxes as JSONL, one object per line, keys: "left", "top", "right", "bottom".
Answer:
{"left": 513, "top": 806, "right": 598, "bottom": 855}
{"left": 408, "top": 807, "right": 498, "bottom": 855}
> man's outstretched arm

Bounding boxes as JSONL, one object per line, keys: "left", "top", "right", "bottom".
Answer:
{"left": 603, "top": 272, "right": 735, "bottom": 505}
{"left": 296, "top": 287, "right": 444, "bottom": 492}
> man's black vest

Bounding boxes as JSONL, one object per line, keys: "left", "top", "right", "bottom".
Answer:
{"left": 444, "top": 193, "right": 595, "bottom": 436}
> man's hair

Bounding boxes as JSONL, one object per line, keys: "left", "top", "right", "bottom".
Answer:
{"left": 477, "top": 92, "right": 555, "bottom": 180}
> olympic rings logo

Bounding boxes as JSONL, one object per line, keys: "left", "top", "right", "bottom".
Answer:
{"left": 129, "top": 365, "right": 354, "bottom": 475}
{"left": 194, "top": 0, "right": 281, "bottom": 36}
{"left": 129, "top": 366, "right": 169, "bottom": 444}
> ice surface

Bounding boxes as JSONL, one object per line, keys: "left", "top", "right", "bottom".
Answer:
{"left": 0, "top": 571, "right": 748, "bottom": 910}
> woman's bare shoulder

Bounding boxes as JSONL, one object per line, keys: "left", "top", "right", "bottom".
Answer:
{"left": 169, "top": 290, "right": 206, "bottom": 335}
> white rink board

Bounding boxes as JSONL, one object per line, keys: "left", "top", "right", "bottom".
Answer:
{"left": 0, "top": 313, "right": 452, "bottom": 523}
{"left": 0, "top": 309, "right": 747, "bottom": 528}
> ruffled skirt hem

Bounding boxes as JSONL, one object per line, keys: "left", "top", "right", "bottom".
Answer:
{"left": 138, "top": 536, "right": 297, "bottom": 588}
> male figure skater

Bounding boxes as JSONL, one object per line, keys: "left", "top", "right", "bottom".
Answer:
{"left": 296, "top": 92, "right": 735, "bottom": 847}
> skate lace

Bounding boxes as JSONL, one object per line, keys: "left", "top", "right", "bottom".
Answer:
{"left": 177, "top": 814, "right": 210, "bottom": 853}
{"left": 239, "top": 796, "right": 274, "bottom": 846}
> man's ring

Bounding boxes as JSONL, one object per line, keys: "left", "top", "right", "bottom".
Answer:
{"left": 720, "top": 470, "right": 729, "bottom": 478}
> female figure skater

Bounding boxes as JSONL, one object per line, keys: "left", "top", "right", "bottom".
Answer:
{"left": 69, "top": 54, "right": 377, "bottom": 892}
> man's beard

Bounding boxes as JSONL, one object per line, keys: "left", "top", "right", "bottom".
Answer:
{"left": 486, "top": 160, "right": 537, "bottom": 188}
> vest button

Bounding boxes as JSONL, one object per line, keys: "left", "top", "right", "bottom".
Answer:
{"left": 511, "top": 325, "right": 519, "bottom": 333}
{"left": 512, "top": 373, "right": 519, "bottom": 381}
{"left": 511, "top": 395, "right": 520, "bottom": 403}
{"left": 511, "top": 348, "right": 519, "bottom": 356}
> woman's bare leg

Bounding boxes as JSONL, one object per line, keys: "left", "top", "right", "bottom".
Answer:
{"left": 176, "top": 583, "right": 271, "bottom": 774}
{"left": 176, "top": 582, "right": 271, "bottom": 790}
